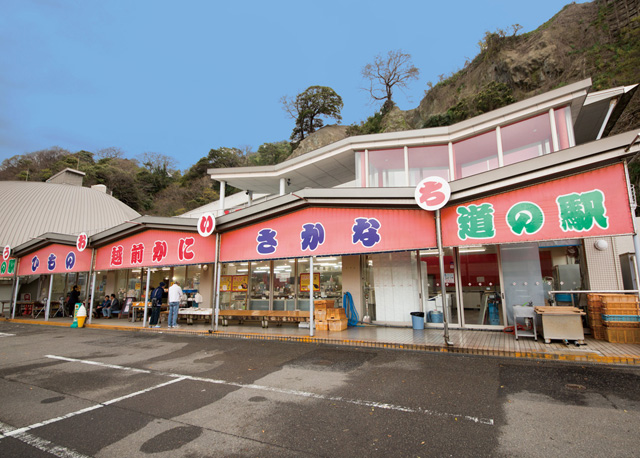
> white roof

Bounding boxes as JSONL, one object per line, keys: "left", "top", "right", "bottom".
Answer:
{"left": 0, "top": 181, "right": 140, "bottom": 248}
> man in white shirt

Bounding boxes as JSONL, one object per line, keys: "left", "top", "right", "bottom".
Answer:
{"left": 167, "top": 281, "right": 183, "bottom": 328}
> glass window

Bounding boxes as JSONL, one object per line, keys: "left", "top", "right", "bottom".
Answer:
{"left": 458, "top": 245, "right": 503, "bottom": 326}
{"left": 220, "top": 262, "right": 248, "bottom": 310}
{"left": 273, "top": 259, "right": 295, "bottom": 310}
{"left": 419, "top": 248, "right": 458, "bottom": 324}
{"left": 368, "top": 148, "right": 406, "bottom": 187}
{"left": 316, "top": 256, "right": 342, "bottom": 306}
{"left": 172, "top": 266, "right": 186, "bottom": 288}
{"left": 114, "top": 270, "right": 127, "bottom": 301}
{"left": 408, "top": 145, "right": 450, "bottom": 185}
{"left": 249, "top": 260, "right": 270, "bottom": 310}
{"left": 127, "top": 269, "right": 143, "bottom": 300}
{"left": 184, "top": 265, "right": 201, "bottom": 291}
{"left": 453, "top": 130, "right": 499, "bottom": 179}
{"left": 554, "top": 106, "right": 573, "bottom": 150}
{"left": 501, "top": 112, "right": 552, "bottom": 166}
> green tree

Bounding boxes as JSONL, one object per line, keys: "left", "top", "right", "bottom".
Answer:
{"left": 281, "top": 86, "right": 343, "bottom": 142}
{"left": 249, "top": 141, "right": 292, "bottom": 166}
{"left": 362, "top": 50, "right": 420, "bottom": 110}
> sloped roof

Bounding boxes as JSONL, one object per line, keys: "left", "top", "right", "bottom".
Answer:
{"left": 0, "top": 181, "right": 140, "bottom": 248}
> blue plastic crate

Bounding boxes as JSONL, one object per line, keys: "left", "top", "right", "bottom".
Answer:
{"left": 602, "top": 314, "right": 640, "bottom": 322}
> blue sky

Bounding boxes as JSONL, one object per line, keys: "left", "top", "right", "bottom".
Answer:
{"left": 0, "top": 0, "right": 582, "bottom": 170}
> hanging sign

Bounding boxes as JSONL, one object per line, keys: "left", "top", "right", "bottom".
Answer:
{"left": 0, "top": 258, "right": 16, "bottom": 277}
{"left": 94, "top": 229, "right": 217, "bottom": 270}
{"left": 3, "top": 245, "right": 10, "bottom": 260}
{"left": 441, "top": 163, "right": 634, "bottom": 246}
{"left": 76, "top": 233, "right": 88, "bottom": 252}
{"left": 18, "top": 243, "right": 92, "bottom": 276}
{"left": 197, "top": 213, "right": 216, "bottom": 237}
{"left": 415, "top": 176, "right": 451, "bottom": 211}
{"left": 220, "top": 207, "right": 436, "bottom": 262}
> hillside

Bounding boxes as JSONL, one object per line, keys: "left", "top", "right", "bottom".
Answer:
{"left": 307, "top": 0, "right": 639, "bottom": 152}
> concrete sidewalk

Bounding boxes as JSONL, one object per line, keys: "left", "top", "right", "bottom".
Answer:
{"left": 5, "top": 316, "right": 640, "bottom": 366}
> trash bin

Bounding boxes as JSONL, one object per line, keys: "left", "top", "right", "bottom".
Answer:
{"left": 427, "top": 311, "right": 443, "bottom": 323}
{"left": 410, "top": 312, "right": 425, "bottom": 330}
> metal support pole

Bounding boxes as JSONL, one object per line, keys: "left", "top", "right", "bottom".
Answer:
{"left": 45, "top": 274, "right": 54, "bottom": 322}
{"left": 88, "top": 272, "right": 97, "bottom": 324}
{"left": 213, "top": 233, "right": 221, "bottom": 332}
{"left": 280, "top": 178, "right": 286, "bottom": 196}
{"left": 11, "top": 276, "right": 20, "bottom": 319}
{"left": 309, "top": 256, "right": 315, "bottom": 337}
{"left": 436, "top": 209, "right": 453, "bottom": 346}
{"left": 142, "top": 268, "right": 151, "bottom": 327}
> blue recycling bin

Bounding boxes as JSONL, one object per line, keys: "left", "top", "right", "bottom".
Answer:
{"left": 427, "top": 311, "right": 443, "bottom": 323}
{"left": 410, "top": 312, "right": 425, "bottom": 330}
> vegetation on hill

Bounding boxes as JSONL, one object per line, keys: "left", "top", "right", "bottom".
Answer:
{"left": 1, "top": 0, "right": 637, "bottom": 216}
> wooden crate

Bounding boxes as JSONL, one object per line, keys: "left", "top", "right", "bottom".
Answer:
{"left": 328, "top": 319, "right": 348, "bottom": 331}
{"left": 602, "top": 305, "right": 640, "bottom": 315}
{"left": 315, "top": 320, "right": 328, "bottom": 331}
{"left": 326, "top": 308, "right": 346, "bottom": 321}
{"left": 314, "top": 309, "right": 327, "bottom": 321}
{"left": 604, "top": 327, "right": 640, "bottom": 344}
{"left": 600, "top": 294, "right": 639, "bottom": 307}
{"left": 314, "top": 300, "right": 335, "bottom": 310}
{"left": 590, "top": 324, "right": 606, "bottom": 340}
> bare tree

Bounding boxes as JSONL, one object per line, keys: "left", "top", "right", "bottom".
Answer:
{"left": 362, "top": 50, "right": 420, "bottom": 109}
{"left": 95, "top": 147, "right": 125, "bottom": 160}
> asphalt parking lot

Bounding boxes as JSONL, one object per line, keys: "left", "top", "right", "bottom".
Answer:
{"left": 0, "top": 322, "right": 639, "bottom": 457}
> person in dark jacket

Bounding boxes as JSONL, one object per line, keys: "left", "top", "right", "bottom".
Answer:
{"left": 66, "top": 285, "right": 81, "bottom": 316}
{"left": 95, "top": 295, "right": 110, "bottom": 318}
{"left": 149, "top": 282, "right": 165, "bottom": 328}
{"left": 103, "top": 294, "right": 121, "bottom": 318}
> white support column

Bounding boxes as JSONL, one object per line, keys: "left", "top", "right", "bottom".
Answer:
{"left": 404, "top": 146, "right": 410, "bottom": 186}
{"left": 549, "top": 108, "right": 559, "bottom": 152}
{"left": 88, "top": 272, "right": 97, "bottom": 324}
{"left": 496, "top": 126, "right": 504, "bottom": 167}
{"left": 364, "top": 149, "right": 370, "bottom": 187}
{"left": 309, "top": 256, "right": 315, "bottom": 337}
{"left": 280, "top": 178, "right": 286, "bottom": 196}
{"left": 448, "top": 142, "right": 455, "bottom": 180}
{"left": 142, "top": 268, "right": 151, "bottom": 327}
{"left": 247, "top": 190, "right": 253, "bottom": 207}
{"left": 213, "top": 233, "right": 221, "bottom": 332}
{"left": 219, "top": 181, "right": 226, "bottom": 217}
{"left": 11, "top": 276, "right": 20, "bottom": 319}
{"left": 45, "top": 275, "right": 54, "bottom": 321}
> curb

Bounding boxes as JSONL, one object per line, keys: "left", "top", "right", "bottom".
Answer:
{"left": 5, "top": 318, "right": 640, "bottom": 366}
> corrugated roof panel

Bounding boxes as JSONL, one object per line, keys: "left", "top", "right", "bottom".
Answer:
{"left": 0, "top": 181, "right": 140, "bottom": 248}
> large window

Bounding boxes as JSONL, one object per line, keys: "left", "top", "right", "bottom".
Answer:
{"left": 368, "top": 148, "right": 405, "bottom": 187}
{"left": 453, "top": 130, "right": 499, "bottom": 179}
{"left": 501, "top": 112, "right": 553, "bottom": 166}
{"left": 408, "top": 145, "right": 450, "bottom": 185}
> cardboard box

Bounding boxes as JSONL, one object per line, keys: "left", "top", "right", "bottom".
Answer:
{"left": 328, "top": 319, "right": 348, "bottom": 331}
{"left": 326, "top": 308, "right": 346, "bottom": 321}
{"left": 315, "top": 320, "right": 328, "bottom": 331}
{"left": 314, "top": 309, "right": 327, "bottom": 321}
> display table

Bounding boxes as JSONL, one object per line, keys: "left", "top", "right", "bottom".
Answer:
{"left": 178, "top": 307, "right": 213, "bottom": 324}
{"left": 534, "top": 306, "right": 585, "bottom": 344}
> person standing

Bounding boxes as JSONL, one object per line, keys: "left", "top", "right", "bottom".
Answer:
{"left": 168, "top": 281, "right": 183, "bottom": 328}
{"left": 66, "top": 285, "right": 81, "bottom": 317}
{"left": 149, "top": 282, "right": 165, "bottom": 328}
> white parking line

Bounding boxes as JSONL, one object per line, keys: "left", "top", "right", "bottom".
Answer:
{"left": 46, "top": 354, "right": 494, "bottom": 425}
{"left": 0, "top": 332, "right": 15, "bottom": 337}
{"left": 1, "top": 377, "right": 185, "bottom": 439}
{"left": 0, "top": 421, "right": 91, "bottom": 458}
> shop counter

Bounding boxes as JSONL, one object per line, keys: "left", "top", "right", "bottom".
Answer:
{"left": 534, "top": 306, "right": 585, "bottom": 344}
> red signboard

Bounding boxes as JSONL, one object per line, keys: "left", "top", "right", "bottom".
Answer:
{"left": 94, "top": 229, "right": 216, "bottom": 270}
{"left": 441, "top": 164, "right": 634, "bottom": 246}
{"left": 18, "top": 244, "right": 92, "bottom": 276}
{"left": 0, "top": 258, "right": 16, "bottom": 277}
{"left": 220, "top": 207, "right": 437, "bottom": 262}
